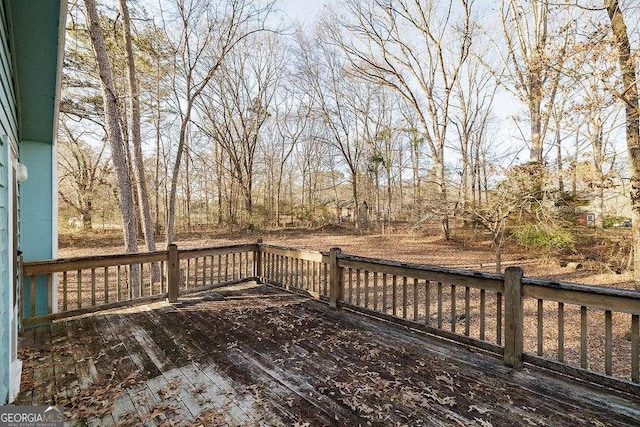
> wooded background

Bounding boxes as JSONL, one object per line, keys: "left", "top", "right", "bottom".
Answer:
{"left": 58, "top": 0, "right": 639, "bottom": 280}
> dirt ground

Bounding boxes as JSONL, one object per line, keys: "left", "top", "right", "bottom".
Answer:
{"left": 58, "top": 224, "right": 636, "bottom": 291}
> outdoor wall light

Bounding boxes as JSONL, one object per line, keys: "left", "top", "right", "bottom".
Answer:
{"left": 16, "top": 163, "right": 28, "bottom": 182}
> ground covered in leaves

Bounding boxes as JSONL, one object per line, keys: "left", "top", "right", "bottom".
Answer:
{"left": 16, "top": 283, "right": 639, "bottom": 426}
{"left": 59, "top": 224, "right": 637, "bottom": 290}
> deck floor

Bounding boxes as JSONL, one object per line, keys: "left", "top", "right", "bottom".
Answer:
{"left": 14, "top": 282, "right": 640, "bottom": 426}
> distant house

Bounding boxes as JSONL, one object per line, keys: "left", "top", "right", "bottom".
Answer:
{"left": 0, "top": 0, "right": 65, "bottom": 404}
{"left": 335, "top": 199, "right": 370, "bottom": 223}
{"left": 576, "top": 212, "right": 596, "bottom": 226}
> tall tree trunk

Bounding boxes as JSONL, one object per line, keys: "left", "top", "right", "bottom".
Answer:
{"left": 606, "top": 0, "right": 640, "bottom": 289}
{"left": 120, "top": 0, "right": 159, "bottom": 280}
{"left": 556, "top": 126, "right": 564, "bottom": 194}
{"left": 185, "top": 132, "right": 192, "bottom": 230}
{"left": 120, "top": 0, "right": 155, "bottom": 248}
{"left": 167, "top": 98, "right": 195, "bottom": 244}
{"left": 84, "top": 0, "right": 139, "bottom": 293}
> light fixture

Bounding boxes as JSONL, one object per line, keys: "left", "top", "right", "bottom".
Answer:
{"left": 16, "top": 163, "right": 28, "bottom": 182}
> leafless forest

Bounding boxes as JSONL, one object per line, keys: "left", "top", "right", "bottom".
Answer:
{"left": 59, "top": 0, "right": 639, "bottom": 282}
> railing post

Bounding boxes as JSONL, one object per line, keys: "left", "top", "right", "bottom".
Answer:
{"left": 329, "top": 247, "right": 343, "bottom": 309}
{"left": 254, "top": 238, "right": 263, "bottom": 281}
{"left": 504, "top": 266, "right": 524, "bottom": 369}
{"left": 167, "top": 244, "right": 179, "bottom": 303}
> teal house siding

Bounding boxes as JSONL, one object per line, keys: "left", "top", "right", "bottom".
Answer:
{"left": 0, "top": 0, "right": 65, "bottom": 404}
{"left": 0, "top": 138, "right": 9, "bottom": 405}
{"left": 19, "top": 140, "right": 54, "bottom": 317}
{"left": 0, "top": 0, "right": 18, "bottom": 405}
{"left": 9, "top": 1, "right": 63, "bottom": 318}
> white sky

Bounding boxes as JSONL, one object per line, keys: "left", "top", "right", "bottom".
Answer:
{"left": 279, "top": 0, "right": 335, "bottom": 24}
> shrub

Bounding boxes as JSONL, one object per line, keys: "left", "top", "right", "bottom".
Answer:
{"left": 511, "top": 224, "right": 574, "bottom": 250}
{"left": 603, "top": 215, "right": 627, "bottom": 228}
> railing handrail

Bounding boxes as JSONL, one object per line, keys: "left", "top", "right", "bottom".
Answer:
{"left": 23, "top": 250, "right": 170, "bottom": 275}
{"left": 523, "top": 276, "right": 640, "bottom": 299}
{"left": 178, "top": 243, "right": 257, "bottom": 258}
{"left": 338, "top": 253, "right": 505, "bottom": 292}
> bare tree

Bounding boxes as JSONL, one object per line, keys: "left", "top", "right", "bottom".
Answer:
{"left": 119, "top": 0, "right": 157, "bottom": 255}
{"left": 498, "top": 0, "right": 575, "bottom": 171}
{"left": 163, "top": 0, "right": 275, "bottom": 244}
{"left": 296, "top": 28, "right": 373, "bottom": 228}
{"left": 200, "top": 33, "right": 284, "bottom": 226}
{"left": 452, "top": 50, "right": 498, "bottom": 213}
{"left": 83, "top": 0, "right": 139, "bottom": 293}
{"left": 271, "top": 86, "right": 312, "bottom": 225}
{"left": 605, "top": 0, "right": 640, "bottom": 288}
{"left": 335, "top": 0, "right": 473, "bottom": 239}
{"left": 58, "top": 121, "right": 113, "bottom": 230}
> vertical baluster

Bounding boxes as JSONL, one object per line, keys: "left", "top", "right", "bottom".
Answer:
{"left": 413, "top": 278, "right": 419, "bottom": 321}
{"left": 305, "top": 259, "right": 310, "bottom": 291}
{"left": 323, "top": 263, "right": 328, "bottom": 296}
{"left": 382, "top": 273, "right": 388, "bottom": 314}
{"left": 632, "top": 314, "right": 639, "bottom": 383}
{"left": 225, "top": 254, "right": 230, "bottom": 281}
{"left": 496, "top": 292, "right": 503, "bottom": 345}
{"left": 161, "top": 261, "right": 166, "bottom": 293}
{"left": 348, "top": 269, "right": 353, "bottom": 303}
{"left": 116, "top": 265, "right": 121, "bottom": 302}
{"left": 537, "top": 299, "right": 544, "bottom": 355}
{"left": 312, "top": 261, "right": 321, "bottom": 293}
{"left": 425, "top": 280, "right": 431, "bottom": 325}
{"left": 62, "top": 271, "right": 68, "bottom": 311}
{"left": 356, "top": 269, "right": 361, "bottom": 306}
{"left": 374, "top": 272, "right": 379, "bottom": 312}
{"left": 246, "top": 251, "right": 250, "bottom": 278}
{"left": 437, "top": 282, "right": 443, "bottom": 329}
{"left": 47, "top": 274, "right": 53, "bottom": 314}
{"left": 218, "top": 255, "right": 222, "bottom": 283}
{"left": 392, "top": 275, "right": 398, "bottom": 317}
{"left": 202, "top": 255, "right": 207, "bottom": 285}
{"left": 580, "top": 306, "right": 588, "bottom": 369}
{"left": 272, "top": 254, "right": 276, "bottom": 283}
{"left": 284, "top": 257, "right": 291, "bottom": 289}
{"left": 233, "top": 253, "right": 237, "bottom": 281}
{"left": 195, "top": 257, "right": 200, "bottom": 286}
{"left": 77, "top": 270, "right": 82, "bottom": 310}
{"left": 185, "top": 258, "right": 190, "bottom": 289}
{"left": 30, "top": 276, "right": 37, "bottom": 316}
{"left": 149, "top": 263, "right": 153, "bottom": 295}
{"left": 450, "top": 284, "right": 456, "bottom": 333}
{"left": 92, "top": 268, "right": 97, "bottom": 306}
{"left": 364, "top": 271, "right": 370, "bottom": 308}
{"left": 479, "top": 289, "right": 486, "bottom": 340}
{"left": 104, "top": 267, "right": 109, "bottom": 303}
{"left": 464, "top": 287, "right": 470, "bottom": 336}
{"left": 558, "top": 302, "right": 565, "bottom": 362}
{"left": 138, "top": 264, "right": 143, "bottom": 297}
{"left": 402, "top": 277, "right": 408, "bottom": 319}
{"left": 20, "top": 276, "right": 25, "bottom": 323}
{"left": 128, "top": 265, "right": 133, "bottom": 299}
{"left": 605, "top": 310, "right": 612, "bottom": 375}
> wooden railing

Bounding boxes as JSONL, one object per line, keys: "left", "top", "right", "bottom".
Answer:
{"left": 22, "top": 241, "right": 639, "bottom": 393}
{"left": 257, "top": 244, "right": 640, "bottom": 393}
{"left": 21, "top": 243, "right": 256, "bottom": 327}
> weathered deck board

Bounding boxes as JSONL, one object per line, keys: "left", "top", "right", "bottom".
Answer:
{"left": 14, "top": 282, "right": 640, "bottom": 426}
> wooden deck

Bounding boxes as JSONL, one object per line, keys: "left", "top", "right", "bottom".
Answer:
{"left": 14, "top": 282, "right": 640, "bottom": 426}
